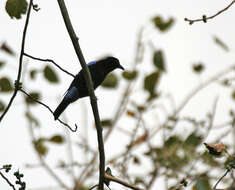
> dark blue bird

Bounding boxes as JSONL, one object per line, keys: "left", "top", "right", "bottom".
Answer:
{"left": 53, "top": 56, "right": 124, "bottom": 120}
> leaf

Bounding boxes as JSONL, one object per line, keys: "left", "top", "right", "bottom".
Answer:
{"left": 25, "top": 92, "right": 40, "bottom": 105}
{"left": 49, "top": 135, "right": 64, "bottom": 144}
{"left": 192, "top": 63, "right": 205, "bottom": 74}
{"left": 152, "top": 16, "right": 175, "bottom": 32}
{"left": 101, "top": 73, "right": 118, "bottom": 88}
{"left": 231, "top": 90, "right": 235, "bottom": 100}
{"left": 204, "top": 143, "right": 226, "bottom": 156}
{"left": 144, "top": 71, "right": 160, "bottom": 96}
{"left": 25, "top": 111, "right": 39, "bottom": 126}
{"left": 0, "top": 61, "right": 6, "bottom": 69}
{"left": 214, "top": 36, "right": 229, "bottom": 52}
{"left": 5, "top": 0, "right": 28, "bottom": 19}
{"left": 126, "top": 110, "right": 136, "bottom": 118}
{"left": 34, "top": 138, "right": 48, "bottom": 156}
{"left": 184, "top": 133, "right": 202, "bottom": 148}
{"left": 43, "top": 65, "right": 59, "bottom": 83}
{"left": 0, "top": 42, "right": 15, "bottom": 56}
{"left": 100, "top": 119, "right": 112, "bottom": 128}
{"left": 0, "top": 77, "right": 13, "bottom": 92}
{"left": 153, "top": 50, "right": 165, "bottom": 71}
{"left": 0, "top": 100, "right": 5, "bottom": 112}
{"left": 30, "top": 69, "right": 38, "bottom": 79}
{"left": 122, "top": 70, "right": 138, "bottom": 80}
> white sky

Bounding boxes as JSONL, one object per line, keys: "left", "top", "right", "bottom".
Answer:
{"left": 0, "top": 0, "right": 235, "bottom": 189}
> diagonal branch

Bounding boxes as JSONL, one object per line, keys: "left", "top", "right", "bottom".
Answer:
{"left": 20, "top": 88, "right": 77, "bottom": 132}
{"left": 23, "top": 53, "right": 75, "bottom": 77}
{"left": 57, "top": 1, "right": 105, "bottom": 189}
{"left": 0, "top": 0, "right": 33, "bottom": 123}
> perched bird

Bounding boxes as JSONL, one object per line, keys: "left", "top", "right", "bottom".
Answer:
{"left": 53, "top": 56, "right": 124, "bottom": 120}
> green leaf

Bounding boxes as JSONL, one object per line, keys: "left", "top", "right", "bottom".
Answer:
{"left": 25, "top": 92, "right": 40, "bottom": 105}
{"left": 34, "top": 138, "right": 48, "bottom": 156}
{"left": 192, "top": 63, "right": 205, "bottom": 74}
{"left": 153, "top": 50, "right": 165, "bottom": 71}
{"left": 214, "top": 36, "right": 229, "bottom": 52}
{"left": 49, "top": 135, "right": 64, "bottom": 144}
{"left": 0, "top": 77, "right": 13, "bottom": 92}
{"left": 152, "top": 16, "right": 175, "bottom": 32}
{"left": 5, "top": 0, "right": 28, "bottom": 19}
{"left": 25, "top": 111, "right": 40, "bottom": 126}
{"left": 0, "top": 100, "right": 5, "bottom": 112}
{"left": 184, "top": 133, "right": 202, "bottom": 147}
{"left": 0, "top": 42, "right": 15, "bottom": 56}
{"left": 0, "top": 61, "right": 6, "bottom": 69}
{"left": 101, "top": 73, "right": 118, "bottom": 88}
{"left": 144, "top": 71, "right": 160, "bottom": 96}
{"left": 122, "top": 70, "right": 138, "bottom": 81}
{"left": 194, "top": 174, "right": 211, "bottom": 190}
{"left": 30, "top": 69, "right": 38, "bottom": 79}
{"left": 232, "top": 90, "right": 235, "bottom": 100}
{"left": 43, "top": 65, "right": 59, "bottom": 83}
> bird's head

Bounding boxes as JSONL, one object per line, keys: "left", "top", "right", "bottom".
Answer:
{"left": 98, "top": 56, "right": 124, "bottom": 71}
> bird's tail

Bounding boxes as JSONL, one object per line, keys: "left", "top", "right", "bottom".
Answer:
{"left": 53, "top": 99, "right": 70, "bottom": 120}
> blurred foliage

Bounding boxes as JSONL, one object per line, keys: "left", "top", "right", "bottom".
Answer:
{"left": 122, "top": 70, "right": 138, "bottom": 81}
{"left": 152, "top": 16, "right": 175, "bottom": 32}
{"left": 0, "top": 100, "right": 5, "bottom": 112}
{"left": 192, "top": 63, "right": 205, "bottom": 74}
{"left": 0, "top": 77, "right": 14, "bottom": 92}
{"left": 0, "top": 42, "right": 15, "bottom": 56}
{"left": 214, "top": 36, "right": 229, "bottom": 52}
{"left": 43, "top": 65, "right": 59, "bottom": 83}
{"left": 153, "top": 50, "right": 165, "bottom": 71}
{"left": 5, "top": 0, "right": 28, "bottom": 19}
{"left": 0, "top": 61, "right": 6, "bottom": 68}
{"left": 101, "top": 73, "right": 118, "bottom": 88}
{"left": 24, "top": 91, "right": 40, "bottom": 105}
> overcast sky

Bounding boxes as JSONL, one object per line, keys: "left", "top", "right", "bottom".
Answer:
{"left": 0, "top": 0, "right": 235, "bottom": 189}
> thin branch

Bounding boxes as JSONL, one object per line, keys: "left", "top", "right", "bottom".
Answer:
{"left": 213, "top": 169, "right": 231, "bottom": 189}
{"left": 104, "top": 173, "right": 145, "bottom": 190}
{"left": 185, "top": 0, "right": 235, "bottom": 24}
{"left": 19, "top": 88, "right": 77, "bottom": 132}
{"left": 0, "top": 172, "right": 16, "bottom": 190}
{"left": 0, "top": 0, "right": 33, "bottom": 123}
{"left": 57, "top": 1, "right": 105, "bottom": 189}
{"left": 23, "top": 53, "right": 75, "bottom": 77}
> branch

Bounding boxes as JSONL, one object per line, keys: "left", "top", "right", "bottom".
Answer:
{"left": 104, "top": 173, "right": 145, "bottom": 190}
{"left": 0, "top": 172, "right": 16, "bottom": 190}
{"left": 56, "top": 1, "right": 105, "bottom": 189}
{"left": 213, "top": 169, "right": 231, "bottom": 189}
{"left": 0, "top": 0, "right": 33, "bottom": 123}
{"left": 23, "top": 53, "right": 75, "bottom": 78}
{"left": 185, "top": 0, "right": 235, "bottom": 25}
{"left": 19, "top": 88, "right": 77, "bottom": 132}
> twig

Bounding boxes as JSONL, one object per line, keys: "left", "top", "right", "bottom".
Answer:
{"left": 19, "top": 88, "right": 77, "bottom": 132}
{"left": 104, "top": 173, "right": 145, "bottom": 190}
{"left": 0, "top": 0, "right": 33, "bottom": 123}
{"left": 213, "top": 169, "right": 231, "bottom": 189}
{"left": 57, "top": 1, "right": 105, "bottom": 189}
{"left": 185, "top": 0, "right": 235, "bottom": 25}
{"left": 23, "top": 53, "right": 75, "bottom": 78}
{"left": 0, "top": 171, "right": 16, "bottom": 190}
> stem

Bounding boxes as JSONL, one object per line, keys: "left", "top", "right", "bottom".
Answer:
{"left": 57, "top": 1, "right": 105, "bottom": 189}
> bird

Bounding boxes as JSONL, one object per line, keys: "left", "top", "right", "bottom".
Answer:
{"left": 53, "top": 56, "right": 124, "bottom": 120}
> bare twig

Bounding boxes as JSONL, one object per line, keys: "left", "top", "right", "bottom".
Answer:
{"left": 213, "top": 169, "right": 231, "bottom": 189}
{"left": 0, "top": 172, "right": 16, "bottom": 190}
{"left": 104, "top": 173, "right": 145, "bottom": 190}
{"left": 19, "top": 88, "right": 77, "bottom": 132}
{"left": 57, "top": 1, "right": 105, "bottom": 189}
{"left": 185, "top": 0, "right": 235, "bottom": 24}
{"left": 0, "top": 0, "right": 33, "bottom": 123}
{"left": 23, "top": 53, "right": 75, "bottom": 77}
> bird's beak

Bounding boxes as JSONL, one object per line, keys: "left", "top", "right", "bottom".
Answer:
{"left": 118, "top": 65, "right": 124, "bottom": 70}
